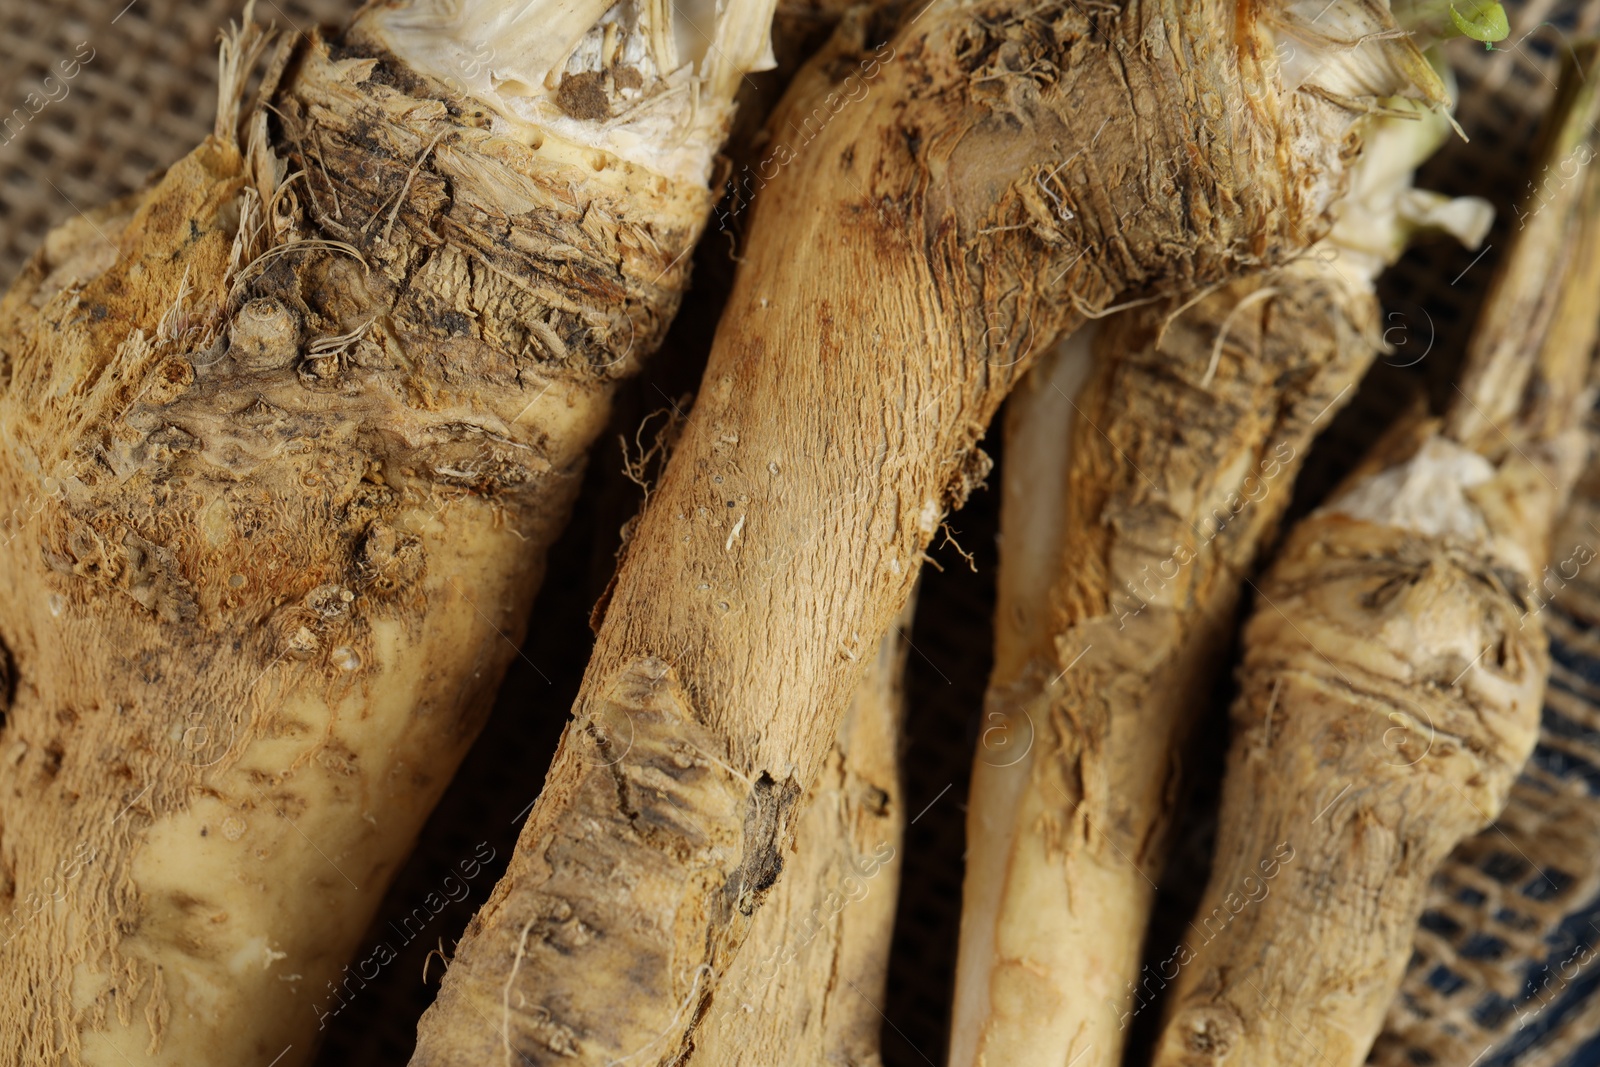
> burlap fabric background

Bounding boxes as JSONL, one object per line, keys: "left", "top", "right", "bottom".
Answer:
{"left": 3, "top": 1, "right": 1599, "bottom": 1064}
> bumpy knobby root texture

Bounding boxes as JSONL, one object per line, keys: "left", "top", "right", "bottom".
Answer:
{"left": 1151, "top": 45, "right": 1600, "bottom": 1067}
{"left": 1370, "top": 452, "right": 1600, "bottom": 1066}
{"left": 948, "top": 97, "right": 1490, "bottom": 1067}
{"left": 0, "top": 0, "right": 770, "bottom": 1059}
{"left": 692, "top": 604, "right": 910, "bottom": 1065}
{"left": 949, "top": 265, "right": 1373, "bottom": 1067}
{"left": 1149, "top": 473, "right": 1562, "bottom": 1067}
{"left": 412, "top": 0, "right": 1450, "bottom": 1062}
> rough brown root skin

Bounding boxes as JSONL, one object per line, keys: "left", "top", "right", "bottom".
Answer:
{"left": 410, "top": 0, "right": 1443, "bottom": 1060}
{"left": 0, "top": 7, "right": 724, "bottom": 1063}
{"left": 950, "top": 252, "right": 1381, "bottom": 1067}
{"left": 1151, "top": 503, "right": 1549, "bottom": 1067}
{"left": 452, "top": 658, "right": 786, "bottom": 1063}
{"left": 1370, "top": 461, "right": 1600, "bottom": 1066}
{"left": 691, "top": 605, "right": 910, "bottom": 1066}
{"left": 1147, "top": 430, "right": 1589, "bottom": 1067}
{"left": 1152, "top": 47, "right": 1600, "bottom": 1067}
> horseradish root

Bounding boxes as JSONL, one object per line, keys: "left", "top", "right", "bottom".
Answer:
{"left": 0, "top": 0, "right": 775, "bottom": 1060}
{"left": 948, "top": 94, "right": 1490, "bottom": 1067}
{"left": 692, "top": 603, "right": 911, "bottom": 1065}
{"left": 1370, "top": 447, "right": 1600, "bottom": 1065}
{"left": 410, "top": 0, "right": 1449, "bottom": 1062}
{"left": 1150, "top": 44, "right": 1600, "bottom": 1067}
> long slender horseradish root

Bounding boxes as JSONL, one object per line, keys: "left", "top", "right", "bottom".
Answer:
{"left": 1150, "top": 43, "right": 1600, "bottom": 1067}
{"left": 948, "top": 84, "right": 1491, "bottom": 1067}
{"left": 0, "top": 0, "right": 777, "bottom": 1060}
{"left": 410, "top": 1, "right": 1452, "bottom": 1062}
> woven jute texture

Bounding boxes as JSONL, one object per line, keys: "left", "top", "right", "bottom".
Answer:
{"left": 4, "top": 2, "right": 1600, "bottom": 1066}
{"left": 0, "top": 0, "right": 345, "bottom": 290}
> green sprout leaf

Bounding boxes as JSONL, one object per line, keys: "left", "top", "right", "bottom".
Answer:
{"left": 1449, "top": 1, "right": 1510, "bottom": 45}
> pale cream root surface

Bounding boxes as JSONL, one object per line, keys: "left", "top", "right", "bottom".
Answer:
{"left": 407, "top": 0, "right": 1449, "bottom": 1059}
{"left": 946, "top": 74, "right": 1496, "bottom": 1064}
{"left": 1149, "top": 507, "right": 1551, "bottom": 1067}
{"left": 1149, "top": 432, "right": 1590, "bottom": 1067}
{"left": 691, "top": 603, "right": 911, "bottom": 1066}
{"left": 0, "top": 0, "right": 758, "bottom": 1059}
{"left": 949, "top": 250, "right": 1384, "bottom": 1067}
{"left": 1370, "top": 449, "right": 1600, "bottom": 1066}
{"left": 948, "top": 328, "right": 1093, "bottom": 1067}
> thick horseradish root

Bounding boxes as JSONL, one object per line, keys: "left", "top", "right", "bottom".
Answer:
{"left": 670, "top": 20, "right": 917, "bottom": 1062}
{"left": 1150, "top": 43, "right": 1600, "bottom": 1067}
{"left": 410, "top": 0, "right": 1452, "bottom": 1062}
{"left": 1369, "top": 448, "right": 1600, "bottom": 1065}
{"left": 948, "top": 93, "right": 1491, "bottom": 1067}
{"left": 692, "top": 602, "right": 911, "bottom": 1066}
{"left": 0, "top": 0, "right": 776, "bottom": 1061}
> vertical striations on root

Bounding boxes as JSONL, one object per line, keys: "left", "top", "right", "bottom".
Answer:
{"left": 413, "top": 0, "right": 1452, "bottom": 1061}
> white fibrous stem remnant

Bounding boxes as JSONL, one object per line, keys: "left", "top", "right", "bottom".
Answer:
{"left": 359, "top": 0, "right": 778, "bottom": 185}
{"left": 1323, "top": 436, "right": 1496, "bottom": 542}
{"left": 1321, "top": 427, "right": 1593, "bottom": 583}
{"left": 1268, "top": 0, "right": 1447, "bottom": 102}
{"left": 1320, "top": 90, "right": 1492, "bottom": 291}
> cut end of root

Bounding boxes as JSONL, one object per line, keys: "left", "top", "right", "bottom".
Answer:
{"left": 356, "top": 0, "right": 779, "bottom": 185}
{"left": 1159, "top": 1003, "right": 1245, "bottom": 1065}
{"left": 1321, "top": 435, "right": 1496, "bottom": 543}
